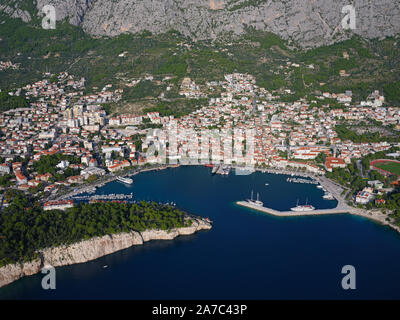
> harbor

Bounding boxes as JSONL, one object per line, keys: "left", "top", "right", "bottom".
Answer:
{"left": 54, "top": 163, "right": 392, "bottom": 230}
{"left": 236, "top": 166, "right": 360, "bottom": 217}
{"left": 70, "top": 193, "right": 134, "bottom": 201}
{"left": 52, "top": 164, "right": 174, "bottom": 201}
{"left": 211, "top": 164, "right": 231, "bottom": 175}
{"left": 286, "top": 177, "right": 318, "bottom": 184}
{"left": 236, "top": 200, "right": 350, "bottom": 217}
{"left": 3, "top": 164, "right": 400, "bottom": 300}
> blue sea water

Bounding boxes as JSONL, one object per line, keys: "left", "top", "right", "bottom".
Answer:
{"left": 1, "top": 165, "right": 400, "bottom": 299}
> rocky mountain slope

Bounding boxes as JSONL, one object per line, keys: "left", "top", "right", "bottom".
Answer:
{"left": 1, "top": 0, "right": 400, "bottom": 48}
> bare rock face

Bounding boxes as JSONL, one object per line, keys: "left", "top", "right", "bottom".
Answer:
{"left": 41, "top": 231, "right": 144, "bottom": 267}
{"left": 5, "top": 0, "right": 397, "bottom": 48}
{"left": 0, "top": 218, "right": 212, "bottom": 288}
{"left": 0, "top": 260, "right": 41, "bottom": 289}
{"left": 35, "top": 0, "right": 94, "bottom": 26}
{"left": 0, "top": 3, "right": 31, "bottom": 23}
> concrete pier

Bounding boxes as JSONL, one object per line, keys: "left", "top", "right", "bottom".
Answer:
{"left": 236, "top": 201, "right": 350, "bottom": 217}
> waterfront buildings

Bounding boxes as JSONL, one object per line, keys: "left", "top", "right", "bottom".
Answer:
{"left": 0, "top": 71, "right": 398, "bottom": 208}
{"left": 43, "top": 200, "right": 75, "bottom": 211}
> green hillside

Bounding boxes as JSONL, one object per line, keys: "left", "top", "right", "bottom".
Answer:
{"left": 0, "top": 13, "right": 399, "bottom": 114}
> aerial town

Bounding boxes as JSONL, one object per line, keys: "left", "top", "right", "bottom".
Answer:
{"left": 0, "top": 71, "right": 399, "bottom": 210}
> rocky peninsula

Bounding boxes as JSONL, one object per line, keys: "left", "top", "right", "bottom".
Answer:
{"left": 0, "top": 217, "right": 212, "bottom": 288}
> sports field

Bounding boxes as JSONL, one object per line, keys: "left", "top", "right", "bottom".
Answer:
{"left": 374, "top": 161, "right": 400, "bottom": 175}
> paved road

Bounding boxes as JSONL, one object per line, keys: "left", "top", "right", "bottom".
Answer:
{"left": 315, "top": 175, "right": 351, "bottom": 210}
{"left": 356, "top": 159, "right": 366, "bottom": 178}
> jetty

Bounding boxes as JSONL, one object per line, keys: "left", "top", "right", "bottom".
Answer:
{"left": 236, "top": 201, "right": 350, "bottom": 217}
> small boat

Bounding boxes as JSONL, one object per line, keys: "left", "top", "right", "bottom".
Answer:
{"left": 323, "top": 193, "right": 334, "bottom": 200}
{"left": 221, "top": 165, "right": 230, "bottom": 175}
{"left": 265, "top": 183, "right": 269, "bottom": 186}
{"left": 103, "top": 265, "right": 108, "bottom": 268}
{"left": 316, "top": 185, "right": 323, "bottom": 189}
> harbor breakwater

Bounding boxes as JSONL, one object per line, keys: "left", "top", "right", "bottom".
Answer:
{"left": 236, "top": 201, "right": 350, "bottom": 216}
{"left": 236, "top": 201, "right": 400, "bottom": 234}
{"left": 0, "top": 218, "right": 212, "bottom": 288}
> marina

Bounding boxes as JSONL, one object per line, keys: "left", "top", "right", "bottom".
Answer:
{"left": 286, "top": 177, "right": 318, "bottom": 184}
{"left": 322, "top": 192, "right": 334, "bottom": 200}
{"left": 85, "top": 186, "right": 97, "bottom": 194}
{"left": 70, "top": 193, "right": 134, "bottom": 201}
{"left": 237, "top": 170, "right": 358, "bottom": 217}
{"left": 211, "top": 164, "right": 231, "bottom": 175}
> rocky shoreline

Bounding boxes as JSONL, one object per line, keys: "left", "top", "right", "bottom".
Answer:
{"left": 348, "top": 208, "right": 400, "bottom": 233}
{"left": 0, "top": 217, "right": 212, "bottom": 289}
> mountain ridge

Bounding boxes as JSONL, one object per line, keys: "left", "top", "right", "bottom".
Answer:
{"left": 1, "top": 0, "right": 400, "bottom": 48}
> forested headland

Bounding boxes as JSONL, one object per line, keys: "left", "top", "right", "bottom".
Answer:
{"left": 0, "top": 191, "right": 193, "bottom": 267}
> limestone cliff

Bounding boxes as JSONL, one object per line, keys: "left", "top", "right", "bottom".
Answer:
{"left": 2, "top": 0, "right": 400, "bottom": 48}
{"left": 0, "top": 218, "right": 212, "bottom": 288}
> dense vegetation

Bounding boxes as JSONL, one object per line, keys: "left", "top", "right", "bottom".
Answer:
{"left": 384, "top": 80, "right": 400, "bottom": 104}
{"left": 335, "top": 125, "right": 400, "bottom": 143}
{"left": 0, "top": 174, "right": 13, "bottom": 187}
{"left": 326, "top": 148, "right": 400, "bottom": 217}
{"left": 0, "top": 191, "right": 192, "bottom": 266}
{"left": 142, "top": 98, "right": 208, "bottom": 118}
{"left": 228, "top": 0, "right": 268, "bottom": 11}
{"left": 123, "top": 80, "right": 165, "bottom": 100}
{"left": 377, "top": 192, "right": 400, "bottom": 224}
{"left": 1, "top": 12, "right": 399, "bottom": 113}
{"left": 32, "top": 154, "right": 81, "bottom": 181}
{"left": 325, "top": 160, "right": 366, "bottom": 195}
{"left": 0, "top": 91, "right": 28, "bottom": 111}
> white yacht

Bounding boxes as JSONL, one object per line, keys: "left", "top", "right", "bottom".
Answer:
{"left": 117, "top": 176, "right": 134, "bottom": 185}
{"left": 247, "top": 190, "right": 264, "bottom": 207}
{"left": 291, "top": 199, "right": 315, "bottom": 212}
